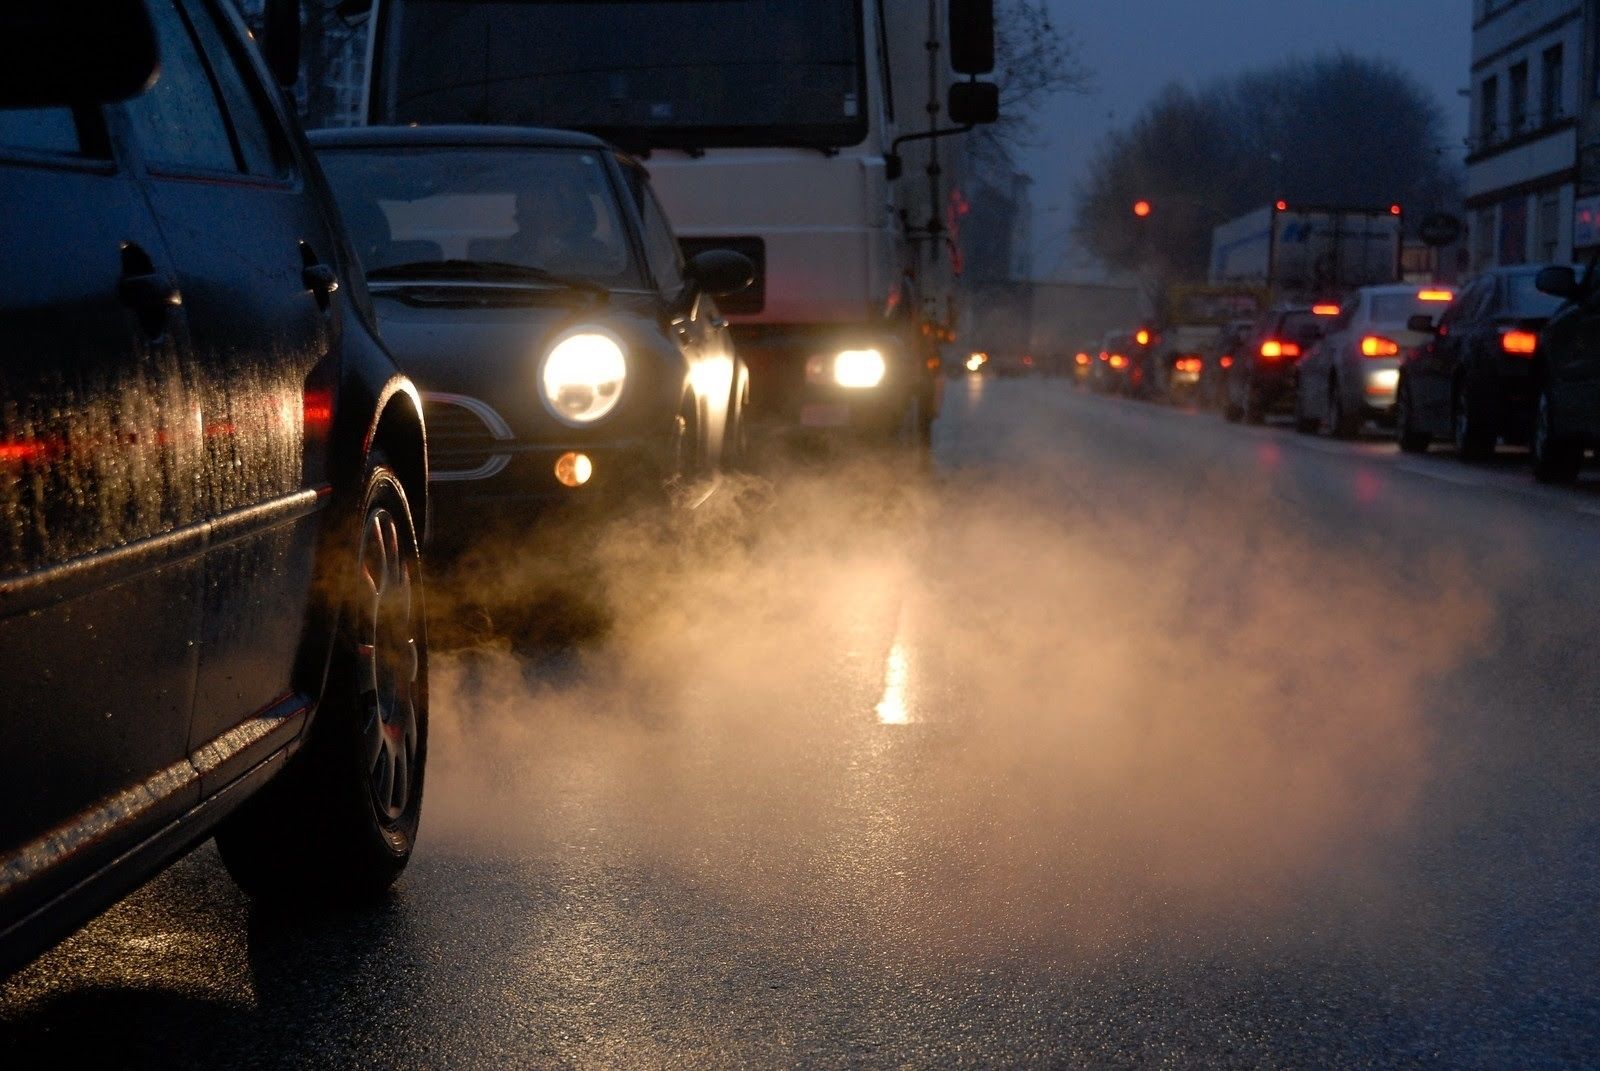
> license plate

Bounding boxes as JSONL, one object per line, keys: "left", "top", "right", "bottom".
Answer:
{"left": 800, "top": 403, "right": 849, "bottom": 428}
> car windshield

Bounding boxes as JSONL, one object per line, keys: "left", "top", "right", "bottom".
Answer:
{"left": 1369, "top": 292, "right": 1450, "bottom": 327}
{"left": 315, "top": 146, "right": 642, "bottom": 288}
{"left": 1505, "top": 272, "right": 1570, "bottom": 318}
{"left": 373, "top": 0, "right": 865, "bottom": 150}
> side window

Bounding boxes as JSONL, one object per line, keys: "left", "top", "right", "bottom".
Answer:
{"left": 0, "top": 108, "right": 83, "bottom": 156}
{"left": 628, "top": 172, "right": 685, "bottom": 293}
{"left": 1477, "top": 276, "right": 1501, "bottom": 320}
{"left": 181, "top": 0, "right": 294, "bottom": 180}
{"left": 1439, "top": 279, "right": 1483, "bottom": 331}
{"left": 119, "top": 0, "right": 237, "bottom": 173}
{"left": 1335, "top": 298, "right": 1359, "bottom": 331}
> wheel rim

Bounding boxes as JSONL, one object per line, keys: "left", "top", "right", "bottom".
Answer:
{"left": 357, "top": 507, "right": 420, "bottom": 826}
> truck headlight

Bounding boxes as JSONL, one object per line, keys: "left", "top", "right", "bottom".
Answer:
{"left": 540, "top": 330, "right": 626, "bottom": 424}
{"left": 834, "top": 349, "right": 887, "bottom": 388}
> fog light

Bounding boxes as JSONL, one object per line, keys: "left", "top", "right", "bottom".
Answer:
{"left": 554, "top": 451, "right": 592, "bottom": 488}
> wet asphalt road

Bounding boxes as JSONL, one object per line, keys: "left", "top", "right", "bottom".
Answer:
{"left": 5, "top": 377, "right": 1600, "bottom": 1069}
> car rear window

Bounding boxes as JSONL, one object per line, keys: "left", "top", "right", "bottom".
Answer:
{"left": 1505, "top": 272, "right": 1569, "bottom": 318}
{"left": 1278, "top": 311, "right": 1325, "bottom": 342}
{"left": 1369, "top": 293, "right": 1448, "bottom": 327}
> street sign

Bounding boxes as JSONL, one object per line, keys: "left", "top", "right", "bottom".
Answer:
{"left": 1419, "top": 212, "right": 1463, "bottom": 248}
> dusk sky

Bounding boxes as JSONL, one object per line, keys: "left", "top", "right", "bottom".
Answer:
{"left": 1022, "top": 1, "right": 1474, "bottom": 279}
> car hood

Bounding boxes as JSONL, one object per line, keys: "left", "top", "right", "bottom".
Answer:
{"left": 368, "top": 285, "right": 679, "bottom": 436}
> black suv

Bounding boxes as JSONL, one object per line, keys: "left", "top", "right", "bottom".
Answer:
{"left": 1525, "top": 263, "right": 1600, "bottom": 483}
{"left": 0, "top": 0, "right": 430, "bottom": 973}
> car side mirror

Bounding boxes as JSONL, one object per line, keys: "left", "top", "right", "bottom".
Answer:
{"left": 0, "top": 1, "right": 159, "bottom": 109}
{"left": 1407, "top": 314, "right": 1438, "bottom": 333}
{"left": 948, "top": 0, "right": 995, "bottom": 75}
{"left": 948, "top": 81, "right": 1000, "bottom": 126}
{"left": 684, "top": 249, "right": 755, "bottom": 299}
{"left": 1536, "top": 265, "right": 1578, "bottom": 300}
{"left": 261, "top": 0, "right": 302, "bottom": 89}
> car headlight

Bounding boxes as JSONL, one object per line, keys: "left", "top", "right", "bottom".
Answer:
{"left": 807, "top": 348, "right": 888, "bottom": 389}
{"left": 540, "top": 330, "right": 626, "bottom": 424}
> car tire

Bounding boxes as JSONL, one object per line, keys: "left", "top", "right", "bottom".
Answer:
{"left": 216, "top": 460, "right": 428, "bottom": 904}
{"left": 1241, "top": 385, "right": 1265, "bottom": 425}
{"left": 1452, "top": 380, "right": 1495, "bottom": 461}
{"left": 1328, "top": 378, "right": 1359, "bottom": 439}
{"left": 1395, "top": 380, "right": 1429, "bottom": 454}
{"left": 1293, "top": 385, "right": 1317, "bottom": 434}
{"left": 1531, "top": 384, "right": 1584, "bottom": 485}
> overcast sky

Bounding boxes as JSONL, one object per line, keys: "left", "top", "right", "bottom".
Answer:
{"left": 1022, "top": 1, "right": 1473, "bottom": 279}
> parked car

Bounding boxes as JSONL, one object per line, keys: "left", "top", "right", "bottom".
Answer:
{"left": 1225, "top": 304, "right": 1336, "bottom": 423}
{"left": 1297, "top": 284, "right": 1454, "bottom": 438}
{"left": 1523, "top": 263, "right": 1600, "bottom": 483}
{"left": 1, "top": 0, "right": 430, "bottom": 975}
{"left": 1395, "top": 266, "right": 1572, "bottom": 459}
{"left": 311, "top": 126, "right": 753, "bottom": 551}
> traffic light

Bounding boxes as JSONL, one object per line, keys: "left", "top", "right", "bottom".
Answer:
{"left": 1132, "top": 200, "right": 1152, "bottom": 218}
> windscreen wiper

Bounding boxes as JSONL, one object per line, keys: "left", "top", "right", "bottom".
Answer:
{"left": 368, "top": 259, "right": 609, "bottom": 298}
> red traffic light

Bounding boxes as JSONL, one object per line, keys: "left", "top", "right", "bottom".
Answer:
{"left": 1132, "top": 200, "right": 1152, "bottom": 218}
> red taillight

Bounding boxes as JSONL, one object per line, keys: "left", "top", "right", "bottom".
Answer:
{"left": 1220, "top": 355, "right": 1235, "bottom": 369}
{"left": 1109, "top": 353, "right": 1129, "bottom": 370}
{"left": 1075, "top": 352, "right": 1091, "bottom": 366}
{"left": 1312, "top": 303, "right": 1340, "bottom": 316}
{"left": 1501, "top": 330, "right": 1538, "bottom": 356}
{"left": 1135, "top": 328, "right": 1152, "bottom": 346}
{"left": 0, "top": 440, "right": 48, "bottom": 464}
{"left": 1260, "top": 339, "right": 1301, "bottom": 359}
{"left": 1174, "top": 356, "right": 1203, "bottom": 374}
{"left": 1360, "top": 336, "right": 1401, "bottom": 358}
{"left": 1021, "top": 354, "right": 1034, "bottom": 366}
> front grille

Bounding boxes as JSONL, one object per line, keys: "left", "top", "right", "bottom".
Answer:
{"left": 680, "top": 236, "right": 766, "bottom": 315}
{"left": 421, "top": 394, "right": 512, "bottom": 480}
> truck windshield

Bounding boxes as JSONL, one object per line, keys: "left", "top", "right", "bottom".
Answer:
{"left": 316, "top": 146, "right": 643, "bottom": 289}
{"left": 374, "top": 0, "right": 867, "bottom": 151}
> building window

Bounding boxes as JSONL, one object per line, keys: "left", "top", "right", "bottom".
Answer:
{"left": 1509, "top": 60, "right": 1529, "bottom": 136}
{"left": 1480, "top": 75, "right": 1499, "bottom": 146}
{"left": 1500, "top": 197, "right": 1529, "bottom": 265}
{"left": 1537, "top": 192, "right": 1561, "bottom": 262}
{"left": 1543, "top": 44, "right": 1564, "bottom": 126}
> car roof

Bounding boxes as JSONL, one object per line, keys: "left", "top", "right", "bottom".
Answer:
{"left": 309, "top": 125, "right": 613, "bottom": 152}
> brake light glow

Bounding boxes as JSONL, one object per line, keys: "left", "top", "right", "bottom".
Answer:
{"left": 1418, "top": 289, "right": 1454, "bottom": 302}
{"left": 1501, "top": 330, "right": 1538, "bottom": 356}
{"left": 1260, "top": 339, "right": 1301, "bottom": 359}
{"left": 1173, "top": 357, "right": 1203, "bottom": 374}
{"left": 1135, "top": 329, "right": 1152, "bottom": 346}
{"left": 1075, "top": 352, "right": 1091, "bottom": 366}
{"left": 1360, "top": 336, "right": 1401, "bottom": 358}
{"left": 1312, "top": 304, "right": 1340, "bottom": 316}
{"left": 1021, "top": 354, "right": 1034, "bottom": 367}
{"left": 1109, "top": 353, "right": 1129, "bottom": 369}
{"left": 1220, "top": 355, "right": 1235, "bottom": 369}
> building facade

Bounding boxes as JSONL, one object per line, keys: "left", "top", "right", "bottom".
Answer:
{"left": 1467, "top": 0, "right": 1584, "bottom": 269}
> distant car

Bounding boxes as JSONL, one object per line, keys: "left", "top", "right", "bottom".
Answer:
{"left": 1395, "top": 266, "right": 1572, "bottom": 459}
{"left": 1093, "top": 331, "right": 1138, "bottom": 394}
{"left": 1, "top": 0, "right": 431, "bottom": 975}
{"left": 312, "top": 126, "right": 753, "bottom": 551}
{"left": 1205, "top": 319, "right": 1255, "bottom": 410}
{"left": 1521, "top": 263, "right": 1598, "bottom": 483}
{"left": 1297, "top": 284, "right": 1454, "bottom": 438}
{"left": 1224, "top": 304, "right": 1336, "bottom": 423}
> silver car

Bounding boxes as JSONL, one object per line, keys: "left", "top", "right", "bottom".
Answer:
{"left": 1294, "top": 284, "right": 1456, "bottom": 438}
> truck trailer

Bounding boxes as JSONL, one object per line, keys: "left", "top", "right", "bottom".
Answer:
{"left": 1209, "top": 203, "right": 1403, "bottom": 302}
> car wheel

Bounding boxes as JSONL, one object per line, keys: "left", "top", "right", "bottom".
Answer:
{"left": 1328, "top": 378, "right": 1359, "bottom": 439}
{"left": 1293, "top": 382, "right": 1317, "bottom": 434}
{"left": 216, "top": 460, "right": 427, "bottom": 904}
{"left": 1395, "top": 380, "right": 1429, "bottom": 454}
{"left": 1452, "top": 380, "right": 1495, "bottom": 461}
{"left": 1531, "top": 384, "right": 1583, "bottom": 484}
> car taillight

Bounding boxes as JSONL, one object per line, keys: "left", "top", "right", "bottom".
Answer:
{"left": 1075, "top": 352, "right": 1091, "bottom": 366}
{"left": 1109, "top": 353, "right": 1129, "bottom": 369}
{"left": 1220, "top": 355, "right": 1235, "bottom": 369}
{"left": 1360, "top": 336, "right": 1401, "bottom": 358}
{"left": 1174, "top": 356, "right": 1203, "bottom": 374}
{"left": 1501, "top": 330, "right": 1538, "bottom": 356}
{"left": 1260, "top": 339, "right": 1301, "bottom": 359}
{"left": 1312, "top": 304, "right": 1340, "bottom": 316}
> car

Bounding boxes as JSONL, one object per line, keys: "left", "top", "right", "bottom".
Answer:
{"left": 310, "top": 126, "right": 754, "bottom": 552}
{"left": 1224, "top": 304, "right": 1337, "bottom": 423}
{"left": 1395, "top": 266, "right": 1573, "bottom": 460}
{"left": 1522, "top": 262, "right": 1600, "bottom": 483}
{"left": 1296, "top": 284, "right": 1454, "bottom": 438}
{"left": 0, "top": 0, "right": 431, "bottom": 975}
{"left": 1093, "top": 331, "right": 1138, "bottom": 395}
{"left": 1204, "top": 319, "right": 1255, "bottom": 410}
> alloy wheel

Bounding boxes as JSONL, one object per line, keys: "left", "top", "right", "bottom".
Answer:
{"left": 356, "top": 506, "right": 421, "bottom": 825}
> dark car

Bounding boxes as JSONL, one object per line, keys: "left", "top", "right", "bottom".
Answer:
{"left": 1205, "top": 319, "right": 1255, "bottom": 410}
{"left": 1224, "top": 304, "right": 1336, "bottom": 423}
{"left": 1521, "top": 263, "right": 1600, "bottom": 483}
{"left": 1394, "top": 266, "right": 1572, "bottom": 459}
{"left": 1, "top": 0, "right": 430, "bottom": 975}
{"left": 311, "top": 126, "right": 753, "bottom": 550}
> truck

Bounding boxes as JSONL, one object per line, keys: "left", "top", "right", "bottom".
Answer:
{"left": 1209, "top": 204, "right": 1404, "bottom": 301}
{"left": 357, "top": 0, "right": 1001, "bottom": 451}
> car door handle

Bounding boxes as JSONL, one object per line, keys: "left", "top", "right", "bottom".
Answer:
{"left": 302, "top": 263, "right": 339, "bottom": 302}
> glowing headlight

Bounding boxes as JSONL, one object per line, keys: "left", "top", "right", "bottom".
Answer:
{"left": 833, "top": 348, "right": 887, "bottom": 389}
{"left": 540, "top": 330, "right": 626, "bottom": 424}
